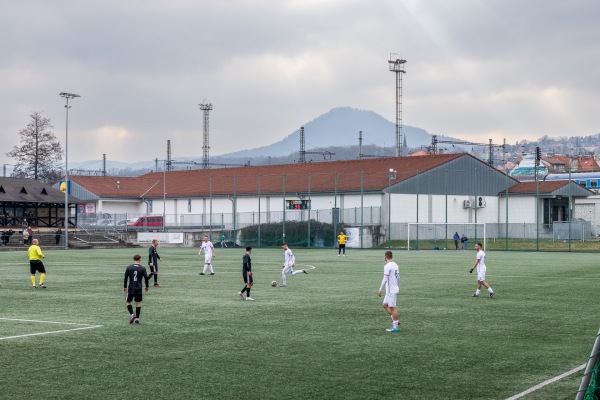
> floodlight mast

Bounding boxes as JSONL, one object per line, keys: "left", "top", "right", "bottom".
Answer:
{"left": 59, "top": 92, "right": 80, "bottom": 250}
{"left": 388, "top": 56, "right": 407, "bottom": 157}
{"left": 199, "top": 103, "right": 213, "bottom": 169}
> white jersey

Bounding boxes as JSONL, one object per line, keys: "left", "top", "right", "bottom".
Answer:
{"left": 201, "top": 241, "right": 214, "bottom": 257}
{"left": 380, "top": 261, "right": 399, "bottom": 294}
{"left": 284, "top": 248, "right": 295, "bottom": 268}
{"left": 476, "top": 250, "right": 486, "bottom": 272}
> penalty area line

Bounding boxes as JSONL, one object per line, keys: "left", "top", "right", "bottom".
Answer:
{"left": 505, "top": 363, "right": 586, "bottom": 400}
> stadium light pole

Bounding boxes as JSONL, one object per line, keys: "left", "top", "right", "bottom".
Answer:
{"left": 59, "top": 92, "right": 80, "bottom": 250}
{"left": 387, "top": 168, "right": 397, "bottom": 248}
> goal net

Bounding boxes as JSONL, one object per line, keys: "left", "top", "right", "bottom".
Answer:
{"left": 407, "top": 223, "right": 486, "bottom": 251}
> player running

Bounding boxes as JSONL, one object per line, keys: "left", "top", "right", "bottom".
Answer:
{"left": 470, "top": 242, "right": 495, "bottom": 298}
{"left": 280, "top": 243, "right": 307, "bottom": 287}
{"left": 198, "top": 235, "right": 215, "bottom": 275}
{"left": 124, "top": 254, "right": 149, "bottom": 324}
{"left": 238, "top": 246, "right": 254, "bottom": 301}
{"left": 378, "top": 250, "right": 400, "bottom": 332}
{"left": 148, "top": 239, "right": 162, "bottom": 287}
{"left": 28, "top": 239, "right": 47, "bottom": 288}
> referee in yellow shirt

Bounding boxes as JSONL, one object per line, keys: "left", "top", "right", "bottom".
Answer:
{"left": 337, "top": 231, "right": 349, "bottom": 257}
{"left": 28, "top": 238, "right": 47, "bottom": 288}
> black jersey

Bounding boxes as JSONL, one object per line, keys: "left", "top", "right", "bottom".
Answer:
{"left": 124, "top": 263, "right": 149, "bottom": 294}
{"left": 242, "top": 253, "right": 251, "bottom": 274}
{"left": 148, "top": 245, "right": 160, "bottom": 266}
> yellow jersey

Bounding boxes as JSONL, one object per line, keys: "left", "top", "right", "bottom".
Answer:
{"left": 28, "top": 245, "right": 44, "bottom": 261}
{"left": 337, "top": 234, "right": 348, "bottom": 245}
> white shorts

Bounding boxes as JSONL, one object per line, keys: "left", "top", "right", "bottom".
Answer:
{"left": 282, "top": 265, "right": 293, "bottom": 274}
{"left": 383, "top": 293, "right": 397, "bottom": 308}
{"left": 477, "top": 269, "right": 486, "bottom": 281}
{"left": 204, "top": 255, "right": 212, "bottom": 264}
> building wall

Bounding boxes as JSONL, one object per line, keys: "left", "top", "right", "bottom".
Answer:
{"left": 575, "top": 196, "right": 600, "bottom": 226}
{"left": 498, "top": 197, "right": 537, "bottom": 224}
{"left": 387, "top": 194, "right": 500, "bottom": 224}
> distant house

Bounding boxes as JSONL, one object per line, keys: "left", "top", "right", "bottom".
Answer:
{"left": 575, "top": 155, "right": 600, "bottom": 172}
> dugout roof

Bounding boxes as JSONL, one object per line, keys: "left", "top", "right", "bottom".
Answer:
{"left": 0, "top": 177, "right": 81, "bottom": 206}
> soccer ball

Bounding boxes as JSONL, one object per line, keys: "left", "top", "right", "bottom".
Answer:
{"left": 271, "top": 281, "right": 277, "bottom": 287}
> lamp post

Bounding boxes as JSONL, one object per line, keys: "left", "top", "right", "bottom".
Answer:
{"left": 387, "top": 168, "right": 397, "bottom": 248}
{"left": 59, "top": 92, "right": 80, "bottom": 249}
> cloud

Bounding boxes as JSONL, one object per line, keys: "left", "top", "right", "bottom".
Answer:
{"left": 1, "top": 0, "right": 599, "bottom": 165}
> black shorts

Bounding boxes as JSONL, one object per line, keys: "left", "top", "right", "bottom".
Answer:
{"left": 29, "top": 260, "right": 46, "bottom": 275}
{"left": 243, "top": 272, "right": 253, "bottom": 285}
{"left": 126, "top": 292, "right": 143, "bottom": 303}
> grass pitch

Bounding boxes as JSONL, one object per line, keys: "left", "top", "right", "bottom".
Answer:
{"left": 0, "top": 247, "right": 598, "bottom": 399}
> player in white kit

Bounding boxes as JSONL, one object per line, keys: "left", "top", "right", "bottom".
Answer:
{"left": 378, "top": 250, "right": 400, "bottom": 332}
{"left": 280, "top": 243, "right": 307, "bottom": 287}
{"left": 198, "top": 236, "right": 216, "bottom": 275}
{"left": 469, "top": 242, "right": 495, "bottom": 298}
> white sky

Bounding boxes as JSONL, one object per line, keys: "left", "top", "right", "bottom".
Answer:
{"left": 1, "top": 0, "right": 598, "bottom": 166}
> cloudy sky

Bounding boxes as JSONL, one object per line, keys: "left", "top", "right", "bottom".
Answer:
{"left": 1, "top": 0, "right": 598, "bottom": 167}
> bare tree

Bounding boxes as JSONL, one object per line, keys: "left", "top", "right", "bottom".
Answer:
{"left": 6, "top": 111, "right": 63, "bottom": 183}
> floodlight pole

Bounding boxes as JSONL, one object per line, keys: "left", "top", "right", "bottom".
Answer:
{"left": 388, "top": 56, "right": 407, "bottom": 157}
{"left": 59, "top": 92, "right": 80, "bottom": 249}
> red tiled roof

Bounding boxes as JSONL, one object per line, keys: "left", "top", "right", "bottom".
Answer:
{"left": 71, "top": 154, "right": 469, "bottom": 198}
{"left": 576, "top": 156, "right": 600, "bottom": 172}
{"left": 507, "top": 181, "right": 570, "bottom": 194}
{"left": 69, "top": 175, "right": 165, "bottom": 198}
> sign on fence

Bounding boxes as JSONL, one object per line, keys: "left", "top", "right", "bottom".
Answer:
{"left": 137, "top": 232, "right": 184, "bottom": 244}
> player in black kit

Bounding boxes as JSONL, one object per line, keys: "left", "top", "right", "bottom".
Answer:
{"left": 124, "top": 254, "right": 149, "bottom": 324}
{"left": 238, "top": 246, "right": 254, "bottom": 301}
{"left": 148, "top": 239, "right": 161, "bottom": 287}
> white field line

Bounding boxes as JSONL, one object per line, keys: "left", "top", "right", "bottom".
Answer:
{"left": 505, "top": 364, "right": 586, "bottom": 400}
{"left": 0, "top": 317, "right": 103, "bottom": 341}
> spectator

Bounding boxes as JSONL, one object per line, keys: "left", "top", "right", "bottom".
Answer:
{"left": 55, "top": 228, "right": 62, "bottom": 245}
{"left": 6, "top": 229, "right": 14, "bottom": 245}
{"left": 453, "top": 232, "right": 460, "bottom": 250}
{"left": 461, "top": 234, "right": 468, "bottom": 250}
{"left": 27, "top": 226, "right": 33, "bottom": 245}
{"left": 23, "top": 227, "right": 29, "bottom": 245}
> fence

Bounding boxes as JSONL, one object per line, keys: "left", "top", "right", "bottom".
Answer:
{"left": 71, "top": 166, "right": 600, "bottom": 250}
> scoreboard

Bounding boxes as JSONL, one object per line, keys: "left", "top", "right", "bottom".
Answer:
{"left": 286, "top": 199, "right": 311, "bottom": 210}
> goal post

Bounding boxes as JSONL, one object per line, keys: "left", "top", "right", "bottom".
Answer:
{"left": 407, "top": 223, "right": 486, "bottom": 251}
